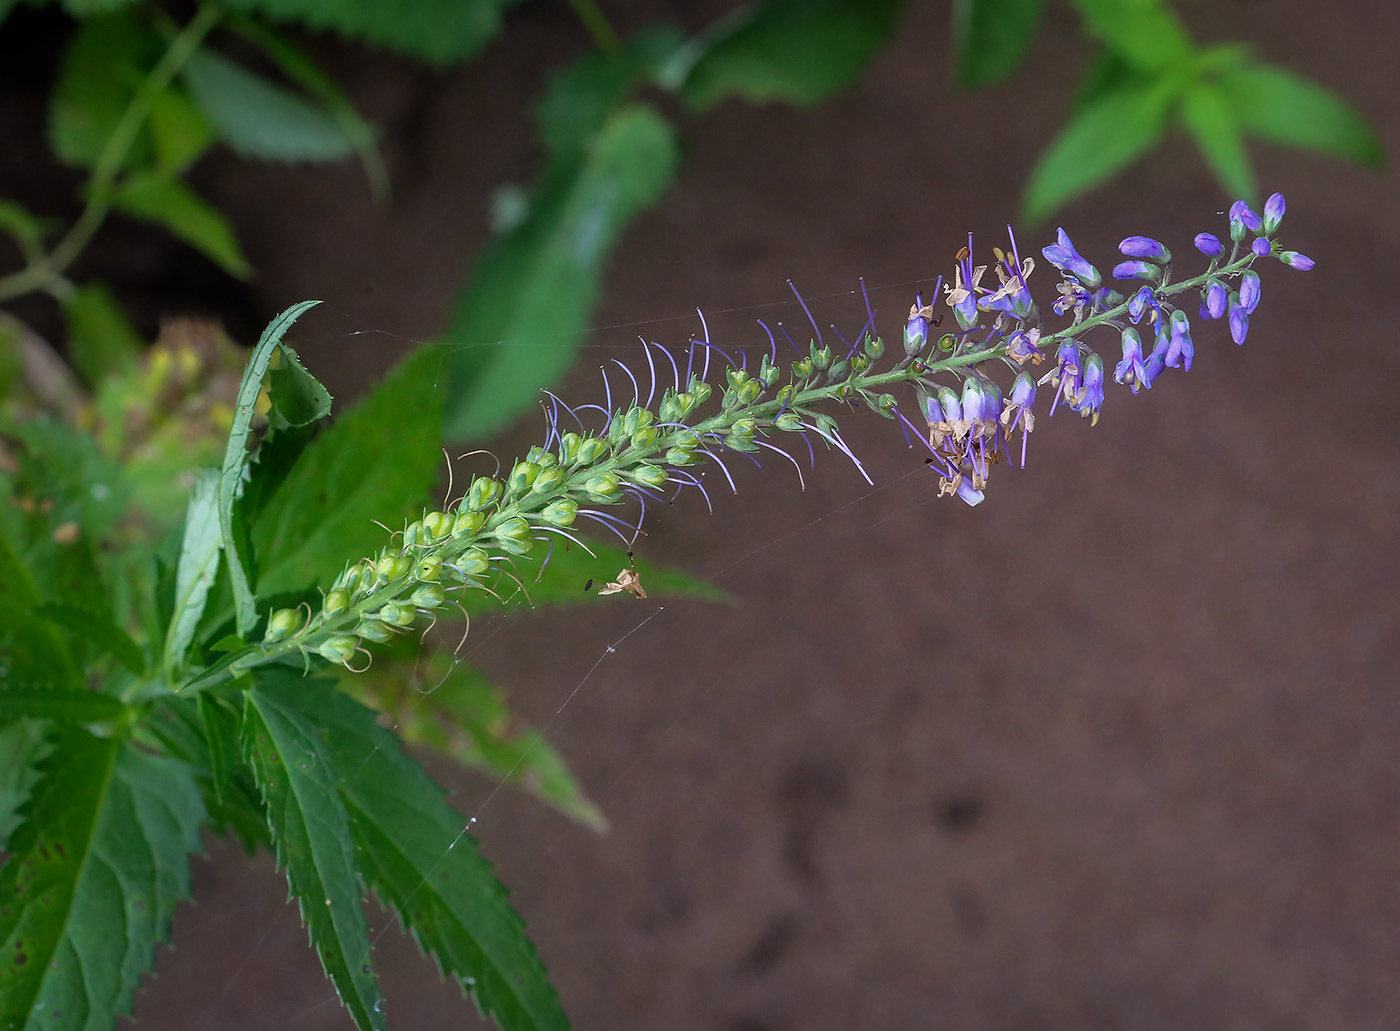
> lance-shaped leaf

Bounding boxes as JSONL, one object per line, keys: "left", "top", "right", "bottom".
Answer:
{"left": 182, "top": 46, "right": 359, "bottom": 163}
{"left": 1021, "top": 78, "right": 1175, "bottom": 224}
{"left": 952, "top": 0, "right": 1043, "bottom": 89}
{"left": 0, "top": 730, "right": 205, "bottom": 1031}
{"left": 1065, "top": 0, "right": 1191, "bottom": 73}
{"left": 217, "top": 299, "right": 321, "bottom": 637}
{"left": 244, "top": 679, "right": 386, "bottom": 1031}
{"left": 1218, "top": 61, "right": 1384, "bottom": 168}
{"left": 34, "top": 602, "right": 145, "bottom": 675}
{"left": 49, "top": 11, "right": 160, "bottom": 170}
{"left": 111, "top": 172, "right": 253, "bottom": 280}
{"left": 164, "top": 470, "right": 222, "bottom": 675}
{"left": 679, "top": 0, "right": 907, "bottom": 110}
{"left": 256, "top": 670, "right": 568, "bottom": 1031}
{"left": 442, "top": 102, "right": 677, "bottom": 440}
{"left": 1180, "top": 81, "right": 1255, "bottom": 205}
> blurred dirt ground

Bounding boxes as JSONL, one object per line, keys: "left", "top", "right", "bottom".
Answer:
{"left": 5, "top": 0, "right": 1399, "bottom": 1028}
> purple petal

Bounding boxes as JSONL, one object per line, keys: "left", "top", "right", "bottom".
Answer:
{"left": 1229, "top": 304, "right": 1249, "bottom": 344}
{"left": 1263, "top": 192, "right": 1285, "bottom": 233}
{"left": 1280, "top": 250, "right": 1315, "bottom": 271}
{"left": 1193, "top": 232, "right": 1224, "bottom": 257}
{"left": 1251, "top": 237, "right": 1272, "bottom": 257}
{"left": 1231, "top": 200, "right": 1264, "bottom": 233}
{"left": 1239, "top": 271, "right": 1261, "bottom": 315}
{"left": 1112, "top": 260, "right": 1161, "bottom": 282}
{"left": 1206, "top": 281, "right": 1228, "bottom": 319}
{"left": 1119, "top": 236, "right": 1171, "bottom": 262}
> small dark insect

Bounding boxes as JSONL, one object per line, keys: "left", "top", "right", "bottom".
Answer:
{"left": 583, "top": 579, "right": 594, "bottom": 592}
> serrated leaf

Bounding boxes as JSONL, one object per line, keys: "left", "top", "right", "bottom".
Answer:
{"left": 1065, "top": 0, "right": 1191, "bottom": 73}
{"left": 244, "top": 679, "right": 386, "bottom": 1031}
{"left": 182, "top": 46, "right": 358, "bottom": 163}
{"left": 164, "top": 471, "right": 222, "bottom": 675}
{"left": 111, "top": 171, "right": 253, "bottom": 279}
{"left": 1218, "top": 61, "right": 1384, "bottom": 168}
{"left": 268, "top": 345, "right": 333, "bottom": 429}
{"left": 0, "top": 523, "right": 80, "bottom": 688}
{"left": 0, "top": 718, "right": 53, "bottom": 848}
{"left": 681, "top": 0, "right": 907, "bottom": 110}
{"left": 34, "top": 602, "right": 145, "bottom": 674}
{"left": 952, "top": 0, "right": 1043, "bottom": 89}
{"left": 442, "top": 102, "right": 678, "bottom": 440}
{"left": 1180, "top": 81, "right": 1255, "bottom": 204}
{"left": 63, "top": 280, "right": 145, "bottom": 387}
{"left": 216, "top": 0, "right": 513, "bottom": 66}
{"left": 49, "top": 12, "right": 160, "bottom": 169}
{"left": 0, "top": 731, "right": 204, "bottom": 1031}
{"left": 217, "top": 300, "right": 322, "bottom": 637}
{"left": 258, "top": 671, "right": 568, "bottom": 1031}
{"left": 1021, "top": 79, "right": 1175, "bottom": 224}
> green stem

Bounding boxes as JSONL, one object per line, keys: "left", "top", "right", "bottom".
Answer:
{"left": 565, "top": 0, "right": 621, "bottom": 51}
{"left": 0, "top": 4, "right": 222, "bottom": 302}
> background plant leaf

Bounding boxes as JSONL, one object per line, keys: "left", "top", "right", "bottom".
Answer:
{"left": 182, "top": 47, "right": 359, "bottom": 163}
{"left": 63, "top": 280, "right": 144, "bottom": 387}
{"left": 952, "top": 0, "right": 1043, "bottom": 89}
{"left": 1065, "top": 0, "right": 1191, "bottom": 73}
{"left": 1218, "top": 61, "right": 1385, "bottom": 167}
{"left": 0, "top": 717, "right": 53, "bottom": 848}
{"left": 0, "top": 523, "right": 80, "bottom": 687}
{"left": 244, "top": 678, "right": 387, "bottom": 1031}
{"left": 1180, "top": 81, "right": 1255, "bottom": 204}
{"left": 681, "top": 0, "right": 907, "bottom": 111}
{"left": 111, "top": 171, "right": 253, "bottom": 279}
{"left": 441, "top": 102, "right": 678, "bottom": 440}
{"left": 259, "top": 670, "right": 569, "bottom": 1031}
{"left": 0, "top": 731, "right": 204, "bottom": 1031}
{"left": 0, "top": 685, "right": 126, "bottom": 723}
{"left": 48, "top": 11, "right": 159, "bottom": 169}
{"left": 34, "top": 601, "right": 144, "bottom": 674}
{"left": 147, "top": 83, "right": 214, "bottom": 173}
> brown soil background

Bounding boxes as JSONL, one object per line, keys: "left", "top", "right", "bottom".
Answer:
{"left": 7, "top": 1, "right": 1400, "bottom": 1028}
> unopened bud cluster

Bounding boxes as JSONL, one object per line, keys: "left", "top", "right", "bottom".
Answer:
{"left": 238, "top": 195, "right": 1308, "bottom": 671}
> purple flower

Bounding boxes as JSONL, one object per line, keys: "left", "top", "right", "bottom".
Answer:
{"left": 1049, "top": 338, "right": 1082, "bottom": 415}
{"left": 1000, "top": 372, "right": 1037, "bottom": 465}
{"left": 937, "top": 385, "right": 963, "bottom": 425}
{"left": 1166, "top": 310, "right": 1194, "bottom": 371}
{"left": 1206, "top": 281, "right": 1228, "bottom": 319}
{"left": 1119, "top": 236, "right": 1172, "bottom": 263}
{"left": 961, "top": 377, "right": 990, "bottom": 425}
{"left": 1251, "top": 237, "right": 1272, "bottom": 257}
{"left": 1006, "top": 328, "right": 1045, "bottom": 365}
{"left": 1228, "top": 297, "right": 1249, "bottom": 344}
{"left": 904, "top": 294, "right": 932, "bottom": 357}
{"left": 1280, "top": 250, "right": 1315, "bottom": 271}
{"left": 1263, "top": 193, "right": 1285, "bottom": 234}
{"left": 1113, "top": 260, "right": 1161, "bottom": 282}
{"left": 921, "top": 388, "right": 944, "bottom": 426}
{"left": 1114, "top": 328, "right": 1150, "bottom": 394}
{"left": 1194, "top": 233, "right": 1224, "bottom": 257}
{"left": 1127, "top": 285, "right": 1154, "bottom": 323}
{"left": 1041, "top": 228, "right": 1101, "bottom": 288}
{"left": 1068, "top": 353, "right": 1105, "bottom": 422}
{"left": 1230, "top": 200, "right": 1263, "bottom": 241}
{"left": 1238, "top": 271, "right": 1261, "bottom": 315}
{"left": 978, "top": 227, "right": 1036, "bottom": 319}
{"left": 944, "top": 236, "right": 984, "bottom": 331}
{"left": 1143, "top": 349, "right": 1168, "bottom": 387}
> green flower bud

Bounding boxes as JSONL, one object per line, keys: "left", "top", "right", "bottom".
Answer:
{"left": 658, "top": 391, "right": 684, "bottom": 424}
{"left": 631, "top": 464, "right": 668, "bottom": 489}
{"left": 834, "top": 383, "right": 853, "bottom": 401}
{"left": 851, "top": 353, "right": 871, "bottom": 374}
{"left": 688, "top": 380, "right": 712, "bottom": 406}
{"left": 465, "top": 477, "right": 502, "bottom": 512}
{"left": 863, "top": 334, "right": 885, "bottom": 359}
{"left": 776, "top": 384, "right": 796, "bottom": 405}
{"left": 411, "top": 583, "right": 445, "bottom": 609}
{"left": 827, "top": 359, "right": 849, "bottom": 383}
{"left": 458, "top": 547, "right": 490, "bottom": 577}
{"left": 810, "top": 343, "right": 832, "bottom": 370}
{"left": 664, "top": 445, "right": 699, "bottom": 466}
{"left": 323, "top": 589, "right": 350, "bottom": 617}
{"left": 376, "top": 553, "right": 412, "bottom": 582}
{"left": 726, "top": 367, "right": 751, "bottom": 390}
{"left": 415, "top": 556, "right": 441, "bottom": 581}
{"left": 631, "top": 426, "right": 660, "bottom": 450}
{"left": 317, "top": 635, "right": 360, "bottom": 665}
{"left": 452, "top": 510, "right": 485, "bottom": 538}
{"left": 332, "top": 566, "right": 358, "bottom": 591}
{"left": 403, "top": 520, "right": 425, "bottom": 546}
{"left": 559, "top": 432, "right": 582, "bottom": 466}
{"left": 726, "top": 418, "right": 759, "bottom": 452}
{"left": 423, "top": 511, "right": 454, "bottom": 542}
{"left": 812, "top": 412, "right": 840, "bottom": 437}
{"left": 263, "top": 607, "right": 304, "bottom": 643}
{"left": 577, "top": 437, "right": 610, "bottom": 465}
{"left": 508, "top": 461, "right": 540, "bottom": 494}
{"left": 938, "top": 332, "right": 956, "bottom": 352}
{"left": 774, "top": 412, "right": 804, "bottom": 432}
{"left": 540, "top": 498, "right": 578, "bottom": 527}
{"left": 873, "top": 392, "right": 898, "bottom": 417}
{"left": 355, "top": 617, "right": 393, "bottom": 643}
{"left": 380, "top": 602, "right": 416, "bottom": 627}
{"left": 737, "top": 380, "right": 763, "bottom": 405}
{"left": 583, "top": 472, "right": 622, "bottom": 502}
{"left": 525, "top": 445, "right": 558, "bottom": 468}
{"left": 353, "top": 565, "right": 377, "bottom": 599}
{"left": 532, "top": 467, "right": 566, "bottom": 493}
{"left": 793, "top": 358, "right": 814, "bottom": 379}
{"left": 493, "top": 515, "right": 535, "bottom": 554}
{"left": 758, "top": 354, "right": 780, "bottom": 388}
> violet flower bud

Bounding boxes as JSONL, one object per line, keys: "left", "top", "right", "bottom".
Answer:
{"left": 1251, "top": 237, "right": 1272, "bottom": 257}
{"left": 961, "top": 377, "right": 988, "bottom": 424}
{"left": 1228, "top": 297, "right": 1249, "bottom": 344}
{"left": 1194, "top": 233, "right": 1224, "bottom": 257}
{"left": 936, "top": 385, "right": 963, "bottom": 424}
{"left": 1279, "top": 250, "right": 1315, "bottom": 271}
{"left": 1239, "top": 271, "right": 1261, "bottom": 315}
{"left": 920, "top": 388, "right": 944, "bottom": 426}
{"left": 1263, "top": 193, "right": 1285, "bottom": 234}
{"left": 904, "top": 294, "right": 930, "bottom": 357}
{"left": 1041, "top": 228, "right": 1100, "bottom": 288}
{"left": 1230, "top": 200, "right": 1263, "bottom": 240}
{"left": 1119, "top": 236, "right": 1171, "bottom": 263}
{"left": 1206, "top": 281, "right": 1228, "bottom": 320}
{"left": 1113, "top": 260, "right": 1161, "bottom": 282}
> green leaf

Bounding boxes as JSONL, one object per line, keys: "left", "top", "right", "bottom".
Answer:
{"left": 182, "top": 46, "right": 359, "bottom": 163}
{"left": 0, "top": 731, "right": 204, "bottom": 1031}
{"left": 49, "top": 12, "right": 160, "bottom": 169}
{"left": 34, "top": 602, "right": 145, "bottom": 674}
{"left": 1021, "top": 79, "right": 1175, "bottom": 224}
{"left": 248, "top": 343, "right": 442, "bottom": 599}
{"left": 0, "top": 199, "right": 52, "bottom": 263}
{"left": 148, "top": 83, "right": 215, "bottom": 174}
{"left": 217, "top": 300, "right": 322, "bottom": 637}
{"left": 0, "top": 685, "right": 126, "bottom": 723}
{"left": 198, "top": 689, "right": 242, "bottom": 805}
{"left": 1065, "top": 0, "right": 1192, "bottom": 73}
{"left": 0, "top": 718, "right": 53, "bottom": 848}
{"left": 63, "top": 281, "right": 145, "bottom": 387}
{"left": 0, "top": 540, "right": 80, "bottom": 689}
{"left": 681, "top": 0, "right": 907, "bottom": 110}
{"left": 164, "top": 471, "right": 222, "bottom": 675}
{"left": 216, "top": 0, "right": 514, "bottom": 66}
{"left": 952, "top": 0, "right": 1043, "bottom": 89}
{"left": 111, "top": 171, "right": 254, "bottom": 279}
{"left": 442, "top": 102, "right": 678, "bottom": 440}
{"left": 244, "top": 679, "right": 386, "bottom": 1031}
{"left": 258, "top": 671, "right": 568, "bottom": 1031}
{"left": 1180, "top": 81, "right": 1255, "bottom": 204}
{"left": 268, "top": 344, "right": 334, "bottom": 429}
{"left": 1218, "top": 61, "right": 1384, "bottom": 168}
